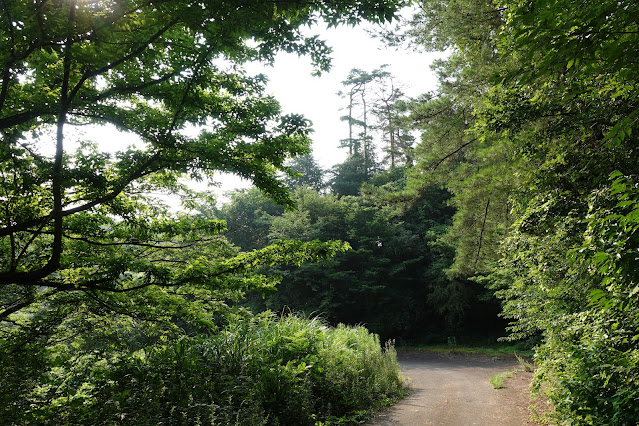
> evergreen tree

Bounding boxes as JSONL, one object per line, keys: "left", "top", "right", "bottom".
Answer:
{"left": 393, "top": 0, "right": 639, "bottom": 422}
{"left": 282, "top": 153, "right": 326, "bottom": 192}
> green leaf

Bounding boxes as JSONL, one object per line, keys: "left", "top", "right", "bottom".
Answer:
{"left": 591, "top": 252, "right": 609, "bottom": 265}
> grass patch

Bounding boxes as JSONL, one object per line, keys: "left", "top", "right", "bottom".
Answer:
{"left": 489, "top": 371, "right": 516, "bottom": 389}
{"left": 398, "top": 342, "right": 532, "bottom": 358}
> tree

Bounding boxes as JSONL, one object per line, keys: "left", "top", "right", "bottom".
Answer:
{"left": 0, "top": 1, "right": 407, "bottom": 420}
{"left": 394, "top": 0, "right": 519, "bottom": 277}
{"left": 486, "top": 1, "right": 639, "bottom": 422}
{"left": 282, "top": 153, "right": 326, "bottom": 192}
{"left": 0, "top": 0, "right": 405, "bottom": 315}
{"left": 333, "top": 66, "right": 415, "bottom": 196}
{"left": 371, "top": 76, "right": 414, "bottom": 169}
{"left": 329, "top": 153, "right": 372, "bottom": 197}
{"left": 338, "top": 66, "right": 391, "bottom": 176}
{"left": 395, "top": 0, "right": 639, "bottom": 422}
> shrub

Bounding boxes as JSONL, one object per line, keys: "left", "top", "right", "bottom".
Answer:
{"left": 7, "top": 313, "right": 404, "bottom": 425}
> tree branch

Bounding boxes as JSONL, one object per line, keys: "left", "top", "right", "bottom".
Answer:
{"left": 45, "top": 0, "right": 77, "bottom": 277}
{"left": 474, "top": 198, "right": 490, "bottom": 268}
{"left": 67, "top": 17, "right": 180, "bottom": 104}
{"left": 0, "top": 153, "right": 161, "bottom": 238}
{"left": 0, "top": 299, "right": 34, "bottom": 320}
{"left": 0, "top": 110, "right": 54, "bottom": 131}
{"left": 433, "top": 138, "right": 476, "bottom": 170}
{"left": 0, "top": 0, "right": 13, "bottom": 112}
{"left": 0, "top": 288, "right": 60, "bottom": 320}
{"left": 92, "top": 70, "right": 182, "bottom": 102}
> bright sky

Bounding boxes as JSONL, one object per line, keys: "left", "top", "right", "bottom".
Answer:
{"left": 55, "top": 9, "right": 443, "bottom": 204}
{"left": 220, "top": 17, "right": 443, "bottom": 194}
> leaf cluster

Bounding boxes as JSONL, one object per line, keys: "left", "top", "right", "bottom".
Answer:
{"left": 396, "top": 0, "right": 639, "bottom": 422}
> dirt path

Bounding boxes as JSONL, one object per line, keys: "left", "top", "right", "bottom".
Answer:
{"left": 366, "top": 350, "right": 535, "bottom": 426}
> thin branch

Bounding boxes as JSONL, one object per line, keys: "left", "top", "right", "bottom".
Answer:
{"left": 60, "top": 233, "right": 210, "bottom": 249}
{"left": 15, "top": 223, "right": 46, "bottom": 269}
{"left": 433, "top": 138, "right": 476, "bottom": 170}
{"left": 66, "top": 111, "right": 158, "bottom": 142}
{"left": 82, "top": 290, "right": 165, "bottom": 323}
{"left": 169, "top": 45, "right": 216, "bottom": 132}
{"left": 67, "top": 17, "right": 180, "bottom": 103}
{"left": 84, "top": 282, "right": 155, "bottom": 293}
{"left": 474, "top": 199, "right": 490, "bottom": 268}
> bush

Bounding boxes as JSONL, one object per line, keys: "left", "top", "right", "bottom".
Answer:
{"left": 7, "top": 313, "right": 404, "bottom": 425}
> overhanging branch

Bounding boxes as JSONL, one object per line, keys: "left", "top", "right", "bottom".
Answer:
{"left": 433, "top": 138, "right": 476, "bottom": 170}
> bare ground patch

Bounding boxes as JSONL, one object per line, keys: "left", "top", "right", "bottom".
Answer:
{"left": 366, "top": 350, "right": 552, "bottom": 426}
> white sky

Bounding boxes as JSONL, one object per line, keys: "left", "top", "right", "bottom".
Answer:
{"left": 219, "top": 17, "right": 443, "bottom": 194}
{"left": 54, "top": 10, "right": 443, "bottom": 204}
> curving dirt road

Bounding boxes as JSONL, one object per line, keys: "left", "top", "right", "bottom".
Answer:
{"left": 367, "top": 350, "right": 535, "bottom": 426}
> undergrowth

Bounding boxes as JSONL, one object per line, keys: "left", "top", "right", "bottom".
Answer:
{"left": 400, "top": 342, "right": 533, "bottom": 359}
{"left": 11, "top": 312, "right": 404, "bottom": 425}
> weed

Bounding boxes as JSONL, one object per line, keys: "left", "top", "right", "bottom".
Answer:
{"left": 515, "top": 353, "right": 534, "bottom": 372}
{"left": 490, "top": 373, "right": 505, "bottom": 389}
{"left": 490, "top": 370, "right": 515, "bottom": 389}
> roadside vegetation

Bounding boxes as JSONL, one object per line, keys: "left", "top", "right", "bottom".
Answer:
{"left": 2, "top": 313, "right": 403, "bottom": 425}
{"left": 2, "top": 0, "right": 638, "bottom": 424}
{"left": 394, "top": 342, "right": 533, "bottom": 358}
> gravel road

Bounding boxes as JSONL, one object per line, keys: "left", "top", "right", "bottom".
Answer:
{"left": 366, "top": 351, "right": 534, "bottom": 426}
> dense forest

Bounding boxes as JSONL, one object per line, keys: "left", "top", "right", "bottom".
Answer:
{"left": 1, "top": 0, "right": 638, "bottom": 425}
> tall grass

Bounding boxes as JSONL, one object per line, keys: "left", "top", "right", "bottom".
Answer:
{"left": 28, "top": 313, "right": 404, "bottom": 425}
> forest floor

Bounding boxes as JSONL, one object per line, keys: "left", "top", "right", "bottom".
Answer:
{"left": 366, "top": 350, "right": 549, "bottom": 426}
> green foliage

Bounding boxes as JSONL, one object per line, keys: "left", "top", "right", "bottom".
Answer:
{"left": 216, "top": 188, "right": 285, "bottom": 250}
{"left": 0, "top": 313, "right": 404, "bottom": 425}
{"left": 541, "top": 174, "right": 639, "bottom": 424}
{"left": 395, "top": 0, "right": 639, "bottom": 423}
{"left": 1, "top": 1, "right": 410, "bottom": 424}
{"left": 492, "top": 1, "right": 639, "bottom": 422}
{"left": 487, "top": 177, "right": 639, "bottom": 425}
{"left": 228, "top": 171, "right": 499, "bottom": 341}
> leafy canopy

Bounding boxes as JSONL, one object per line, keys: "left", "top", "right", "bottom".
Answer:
{"left": 0, "top": 0, "right": 405, "bottom": 320}
{"left": 395, "top": 0, "right": 639, "bottom": 423}
{"left": 1, "top": 1, "right": 408, "bottom": 421}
